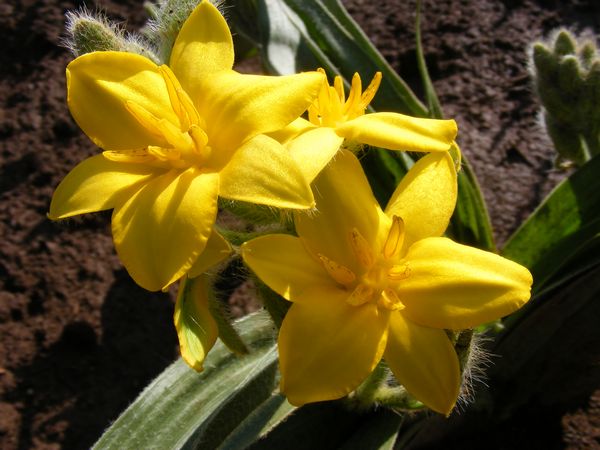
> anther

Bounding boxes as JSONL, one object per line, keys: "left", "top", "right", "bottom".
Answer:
{"left": 383, "top": 215, "right": 405, "bottom": 259}
{"left": 349, "top": 228, "right": 374, "bottom": 269}
{"left": 346, "top": 284, "right": 374, "bottom": 306}
{"left": 318, "top": 253, "right": 356, "bottom": 286}
{"left": 388, "top": 264, "right": 410, "bottom": 281}
{"left": 377, "top": 288, "right": 404, "bottom": 311}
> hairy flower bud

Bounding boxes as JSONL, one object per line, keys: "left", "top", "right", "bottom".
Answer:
{"left": 65, "top": 9, "right": 158, "bottom": 62}
{"left": 530, "top": 28, "right": 600, "bottom": 167}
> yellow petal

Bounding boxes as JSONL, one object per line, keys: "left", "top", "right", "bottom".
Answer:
{"left": 335, "top": 112, "right": 457, "bottom": 152}
{"left": 398, "top": 237, "right": 533, "bottom": 330}
{"left": 169, "top": 1, "right": 234, "bottom": 99}
{"left": 294, "top": 149, "right": 390, "bottom": 275}
{"left": 197, "top": 70, "right": 324, "bottom": 164}
{"left": 267, "top": 117, "right": 314, "bottom": 144}
{"left": 218, "top": 134, "right": 314, "bottom": 209}
{"left": 384, "top": 312, "right": 460, "bottom": 415}
{"left": 241, "top": 234, "right": 333, "bottom": 301}
{"left": 288, "top": 127, "right": 344, "bottom": 183}
{"left": 67, "top": 51, "right": 178, "bottom": 150}
{"left": 174, "top": 275, "right": 219, "bottom": 371}
{"left": 112, "top": 169, "right": 219, "bottom": 291}
{"left": 279, "top": 285, "right": 390, "bottom": 406}
{"left": 187, "top": 228, "right": 232, "bottom": 278}
{"left": 385, "top": 152, "right": 457, "bottom": 250}
{"left": 49, "top": 154, "right": 160, "bottom": 219}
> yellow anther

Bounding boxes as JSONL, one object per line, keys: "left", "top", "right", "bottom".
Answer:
{"left": 343, "top": 73, "right": 362, "bottom": 117}
{"left": 388, "top": 264, "right": 410, "bottom": 281}
{"left": 377, "top": 288, "right": 404, "bottom": 311}
{"left": 333, "top": 75, "right": 345, "bottom": 103}
{"left": 359, "top": 72, "right": 382, "bottom": 110}
{"left": 154, "top": 119, "right": 193, "bottom": 152}
{"left": 346, "top": 284, "right": 374, "bottom": 306}
{"left": 125, "top": 101, "right": 164, "bottom": 140}
{"left": 318, "top": 253, "right": 356, "bottom": 286}
{"left": 147, "top": 146, "right": 180, "bottom": 161}
{"left": 159, "top": 65, "right": 203, "bottom": 131}
{"left": 349, "top": 228, "right": 374, "bottom": 269}
{"left": 189, "top": 125, "right": 212, "bottom": 162}
{"left": 383, "top": 215, "right": 405, "bottom": 259}
{"left": 102, "top": 149, "right": 156, "bottom": 164}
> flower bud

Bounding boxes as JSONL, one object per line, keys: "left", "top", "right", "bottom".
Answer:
{"left": 530, "top": 28, "right": 600, "bottom": 167}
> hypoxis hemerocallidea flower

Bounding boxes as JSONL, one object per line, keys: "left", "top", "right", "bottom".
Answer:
{"left": 242, "top": 150, "right": 532, "bottom": 415}
{"left": 270, "top": 69, "right": 458, "bottom": 181}
{"left": 49, "top": 1, "right": 324, "bottom": 291}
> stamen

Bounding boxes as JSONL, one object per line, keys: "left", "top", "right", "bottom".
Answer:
{"left": 377, "top": 288, "right": 404, "bottom": 311}
{"left": 125, "top": 101, "right": 165, "bottom": 140}
{"left": 349, "top": 228, "right": 374, "bottom": 269}
{"left": 308, "top": 103, "right": 321, "bottom": 125}
{"left": 102, "top": 149, "right": 156, "bottom": 164}
{"left": 388, "top": 264, "right": 410, "bottom": 281}
{"left": 343, "top": 73, "right": 362, "bottom": 116}
{"left": 147, "top": 146, "right": 180, "bottom": 161}
{"left": 318, "top": 253, "right": 356, "bottom": 286}
{"left": 334, "top": 76, "right": 345, "bottom": 103}
{"left": 383, "top": 215, "right": 405, "bottom": 259}
{"left": 359, "top": 72, "right": 382, "bottom": 110}
{"left": 189, "top": 125, "right": 211, "bottom": 162}
{"left": 159, "top": 65, "right": 204, "bottom": 131}
{"left": 154, "top": 118, "right": 193, "bottom": 151}
{"left": 159, "top": 65, "right": 187, "bottom": 129}
{"left": 346, "top": 284, "right": 374, "bottom": 306}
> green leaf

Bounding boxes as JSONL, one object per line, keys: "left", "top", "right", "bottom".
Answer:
{"left": 338, "top": 409, "right": 403, "bottom": 450}
{"left": 448, "top": 157, "right": 496, "bottom": 251}
{"left": 219, "top": 394, "right": 296, "bottom": 449}
{"left": 502, "top": 153, "right": 600, "bottom": 292}
{"left": 93, "top": 311, "right": 278, "bottom": 450}
{"left": 250, "top": 0, "right": 427, "bottom": 116}
{"left": 414, "top": 0, "right": 443, "bottom": 119}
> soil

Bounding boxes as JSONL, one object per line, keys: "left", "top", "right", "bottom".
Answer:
{"left": 1, "top": 0, "right": 599, "bottom": 449}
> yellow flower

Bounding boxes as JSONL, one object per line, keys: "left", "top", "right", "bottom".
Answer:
{"left": 242, "top": 150, "right": 532, "bottom": 415}
{"left": 270, "top": 69, "right": 459, "bottom": 182}
{"left": 49, "top": 1, "right": 324, "bottom": 291}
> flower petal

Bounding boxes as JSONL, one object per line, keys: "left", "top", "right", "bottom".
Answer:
{"left": 67, "top": 51, "right": 178, "bottom": 150}
{"left": 288, "top": 127, "right": 344, "bottom": 183}
{"left": 336, "top": 112, "right": 457, "bottom": 152}
{"left": 169, "top": 1, "right": 234, "bottom": 98}
{"left": 385, "top": 152, "right": 457, "bottom": 250}
{"left": 49, "top": 154, "right": 160, "bottom": 219}
{"left": 112, "top": 168, "right": 219, "bottom": 291}
{"left": 279, "top": 285, "right": 389, "bottom": 406}
{"left": 174, "top": 275, "right": 219, "bottom": 371}
{"left": 241, "top": 234, "right": 333, "bottom": 301}
{"left": 384, "top": 312, "right": 460, "bottom": 415}
{"left": 198, "top": 70, "right": 323, "bottom": 162}
{"left": 187, "top": 227, "right": 232, "bottom": 278}
{"left": 398, "top": 237, "right": 533, "bottom": 330}
{"left": 268, "top": 117, "right": 314, "bottom": 144}
{"left": 294, "top": 149, "right": 390, "bottom": 274}
{"left": 219, "top": 134, "right": 314, "bottom": 209}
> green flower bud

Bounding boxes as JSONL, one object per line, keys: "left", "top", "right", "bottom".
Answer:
{"left": 142, "top": 0, "right": 224, "bottom": 64}
{"left": 530, "top": 28, "right": 600, "bottom": 167}
{"left": 554, "top": 30, "right": 577, "bottom": 56}
{"left": 65, "top": 9, "right": 158, "bottom": 62}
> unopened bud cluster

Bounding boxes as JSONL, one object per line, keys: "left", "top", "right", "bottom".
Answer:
{"left": 531, "top": 29, "right": 600, "bottom": 167}
{"left": 65, "top": 9, "right": 158, "bottom": 62}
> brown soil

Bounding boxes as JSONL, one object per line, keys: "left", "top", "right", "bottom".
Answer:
{"left": 1, "top": 0, "right": 598, "bottom": 448}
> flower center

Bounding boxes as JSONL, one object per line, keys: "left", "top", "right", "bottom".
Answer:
{"left": 102, "top": 65, "right": 212, "bottom": 170}
{"left": 307, "top": 69, "right": 382, "bottom": 128}
{"left": 317, "top": 215, "right": 409, "bottom": 311}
